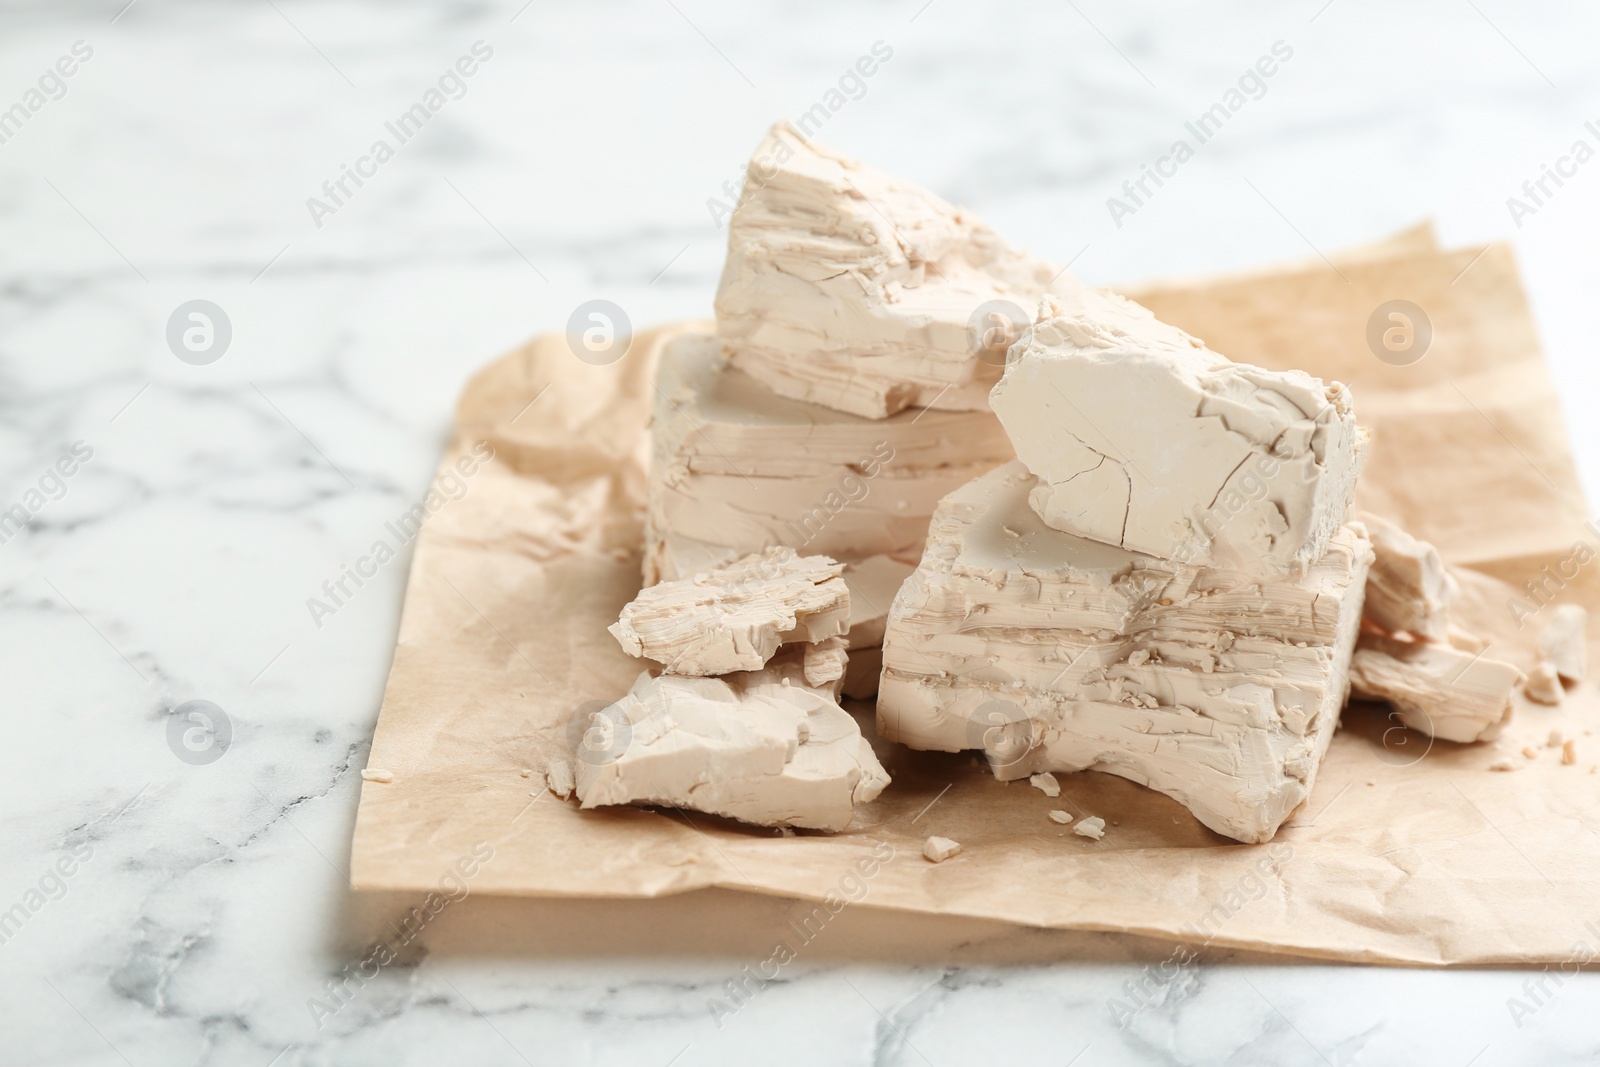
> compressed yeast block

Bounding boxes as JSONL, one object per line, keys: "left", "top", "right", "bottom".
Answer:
{"left": 715, "top": 121, "right": 1068, "bottom": 418}
{"left": 646, "top": 332, "right": 1010, "bottom": 584}
{"left": 877, "top": 462, "right": 1372, "bottom": 843}
{"left": 991, "top": 292, "right": 1363, "bottom": 581}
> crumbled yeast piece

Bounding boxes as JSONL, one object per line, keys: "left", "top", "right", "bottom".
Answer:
{"left": 1028, "top": 772, "right": 1061, "bottom": 798}
{"left": 1563, "top": 739, "right": 1578, "bottom": 765}
{"left": 1048, "top": 810, "right": 1073, "bottom": 825}
{"left": 877, "top": 462, "right": 1372, "bottom": 844}
{"left": 922, "top": 836, "right": 962, "bottom": 863}
{"left": 1348, "top": 634, "right": 1522, "bottom": 743}
{"left": 1525, "top": 662, "right": 1563, "bottom": 706}
{"left": 1357, "top": 512, "right": 1459, "bottom": 639}
{"left": 573, "top": 659, "right": 889, "bottom": 832}
{"left": 715, "top": 122, "right": 1071, "bottom": 419}
{"left": 1073, "top": 817, "right": 1107, "bottom": 840}
{"left": 990, "top": 294, "right": 1364, "bottom": 581}
{"left": 802, "top": 637, "right": 849, "bottom": 689}
{"left": 545, "top": 758, "right": 575, "bottom": 799}
{"left": 1539, "top": 604, "right": 1587, "bottom": 683}
{"left": 644, "top": 333, "right": 1010, "bottom": 585}
{"left": 1348, "top": 514, "right": 1528, "bottom": 743}
{"left": 609, "top": 548, "right": 849, "bottom": 675}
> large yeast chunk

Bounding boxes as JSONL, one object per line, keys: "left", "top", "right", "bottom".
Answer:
{"left": 715, "top": 122, "right": 1067, "bottom": 418}
{"left": 991, "top": 293, "right": 1363, "bottom": 581}
{"left": 877, "top": 462, "right": 1372, "bottom": 844}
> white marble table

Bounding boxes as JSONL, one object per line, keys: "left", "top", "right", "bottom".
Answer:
{"left": 4, "top": 1, "right": 1600, "bottom": 1063}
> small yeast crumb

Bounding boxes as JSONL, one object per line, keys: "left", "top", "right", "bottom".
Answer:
{"left": 1074, "top": 816, "right": 1106, "bottom": 840}
{"left": 1029, "top": 772, "right": 1061, "bottom": 798}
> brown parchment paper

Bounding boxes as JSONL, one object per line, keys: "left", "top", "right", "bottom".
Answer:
{"left": 350, "top": 229, "right": 1600, "bottom": 966}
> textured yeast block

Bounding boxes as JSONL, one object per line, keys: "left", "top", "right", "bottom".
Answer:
{"left": 879, "top": 463, "right": 1372, "bottom": 843}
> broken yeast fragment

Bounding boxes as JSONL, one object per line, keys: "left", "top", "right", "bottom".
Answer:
{"left": 1073, "top": 817, "right": 1107, "bottom": 840}
{"left": 1538, "top": 604, "right": 1587, "bottom": 683}
{"left": 545, "top": 758, "right": 575, "bottom": 800}
{"left": 1348, "top": 633, "right": 1522, "bottom": 743}
{"left": 1525, "top": 661, "right": 1563, "bottom": 706}
{"left": 991, "top": 294, "right": 1363, "bottom": 581}
{"left": 1358, "top": 512, "right": 1459, "bottom": 640}
{"left": 801, "top": 636, "right": 849, "bottom": 690}
{"left": 877, "top": 462, "right": 1372, "bottom": 844}
{"left": 922, "top": 836, "right": 962, "bottom": 863}
{"left": 715, "top": 122, "right": 1070, "bottom": 418}
{"left": 610, "top": 548, "right": 849, "bottom": 675}
{"left": 1028, "top": 772, "right": 1061, "bottom": 797}
{"left": 646, "top": 333, "right": 1011, "bottom": 584}
{"left": 574, "top": 660, "right": 889, "bottom": 832}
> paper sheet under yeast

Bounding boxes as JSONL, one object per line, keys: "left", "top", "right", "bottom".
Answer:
{"left": 350, "top": 228, "right": 1600, "bottom": 967}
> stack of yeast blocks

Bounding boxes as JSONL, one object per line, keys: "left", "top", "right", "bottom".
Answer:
{"left": 647, "top": 334, "right": 1009, "bottom": 694}
{"left": 588, "top": 125, "right": 1588, "bottom": 841}
{"left": 646, "top": 121, "right": 1074, "bottom": 693}
{"left": 878, "top": 290, "right": 1374, "bottom": 843}
{"left": 587, "top": 122, "right": 1088, "bottom": 832}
